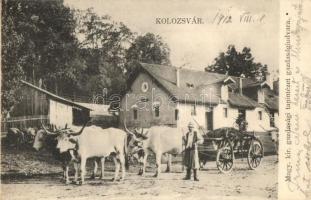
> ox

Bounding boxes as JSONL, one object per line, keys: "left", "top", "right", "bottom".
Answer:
{"left": 33, "top": 125, "right": 99, "bottom": 184}
{"left": 19, "top": 127, "right": 38, "bottom": 145}
{"left": 24, "top": 127, "right": 37, "bottom": 142}
{"left": 125, "top": 125, "right": 185, "bottom": 177}
{"left": 7, "top": 128, "right": 25, "bottom": 147}
{"left": 56, "top": 126, "right": 128, "bottom": 184}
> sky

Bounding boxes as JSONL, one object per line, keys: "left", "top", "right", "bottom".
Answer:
{"left": 64, "top": 0, "right": 279, "bottom": 74}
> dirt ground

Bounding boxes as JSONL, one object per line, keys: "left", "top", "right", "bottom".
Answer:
{"left": 1, "top": 155, "right": 278, "bottom": 200}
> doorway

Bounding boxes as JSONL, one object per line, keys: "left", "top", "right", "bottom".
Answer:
{"left": 238, "top": 109, "right": 246, "bottom": 121}
{"left": 205, "top": 107, "right": 213, "bottom": 131}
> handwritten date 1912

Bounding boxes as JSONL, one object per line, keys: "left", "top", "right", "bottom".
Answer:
{"left": 212, "top": 9, "right": 265, "bottom": 25}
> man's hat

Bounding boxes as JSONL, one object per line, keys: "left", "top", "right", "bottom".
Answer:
{"left": 188, "top": 122, "right": 194, "bottom": 128}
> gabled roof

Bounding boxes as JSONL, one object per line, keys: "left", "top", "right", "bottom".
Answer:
{"left": 223, "top": 77, "right": 236, "bottom": 84}
{"left": 21, "top": 80, "right": 91, "bottom": 111}
{"left": 262, "top": 88, "right": 279, "bottom": 111}
{"left": 228, "top": 93, "right": 261, "bottom": 109}
{"left": 140, "top": 63, "right": 223, "bottom": 104}
{"left": 242, "top": 80, "right": 270, "bottom": 89}
{"left": 133, "top": 63, "right": 265, "bottom": 108}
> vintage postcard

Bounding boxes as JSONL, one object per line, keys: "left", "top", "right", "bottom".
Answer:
{"left": 1, "top": 0, "right": 310, "bottom": 199}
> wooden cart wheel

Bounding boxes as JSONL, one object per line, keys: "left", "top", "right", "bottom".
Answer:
{"left": 216, "top": 140, "right": 234, "bottom": 173}
{"left": 247, "top": 139, "right": 264, "bottom": 170}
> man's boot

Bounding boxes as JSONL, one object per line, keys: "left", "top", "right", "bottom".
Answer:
{"left": 183, "top": 168, "right": 191, "bottom": 180}
{"left": 193, "top": 169, "right": 199, "bottom": 181}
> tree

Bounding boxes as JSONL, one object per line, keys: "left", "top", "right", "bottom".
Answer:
{"left": 1, "top": 0, "right": 25, "bottom": 116}
{"left": 205, "top": 45, "right": 268, "bottom": 80}
{"left": 1, "top": 0, "right": 86, "bottom": 115}
{"left": 125, "top": 33, "right": 171, "bottom": 77}
{"left": 21, "top": 0, "right": 86, "bottom": 95}
{"left": 74, "top": 9, "right": 133, "bottom": 97}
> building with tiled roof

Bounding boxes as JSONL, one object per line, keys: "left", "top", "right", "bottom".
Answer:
{"left": 120, "top": 63, "right": 279, "bottom": 132}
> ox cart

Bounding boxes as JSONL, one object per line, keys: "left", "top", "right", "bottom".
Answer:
{"left": 198, "top": 127, "right": 264, "bottom": 173}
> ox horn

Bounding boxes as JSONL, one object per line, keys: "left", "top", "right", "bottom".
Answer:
{"left": 140, "top": 130, "right": 148, "bottom": 140}
{"left": 67, "top": 121, "right": 88, "bottom": 136}
{"left": 41, "top": 122, "right": 57, "bottom": 135}
{"left": 139, "top": 128, "right": 148, "bottom": 140}
{"left": 123, "top": 119, "right": 140, "bottom": 141}
{"left": 123, "top": 118, "right": 135, "bottom": 136}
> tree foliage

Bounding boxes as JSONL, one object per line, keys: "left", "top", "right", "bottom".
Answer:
{"left": 74, "top": 8, "right": 133, "bottom": 97}
{"left": 1, "top": 0, "right": 25, "bottom": 116}
{"left": 205, "top": 45, "right": 268, "bottom": 80}
{"left": 125, "top": 33, "right": 171, "bottom": 77}
{"left": 1, "top": 1, "right": 171, "bottom": 115}
{"left": 2, "top": 0, "right": 86, "bottom": 115}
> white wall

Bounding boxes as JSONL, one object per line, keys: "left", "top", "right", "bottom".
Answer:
{"left": 213, "top": 103, "right": 239, "bottom": 129}
{"left": 176, "top": 103, "right": 206, "bottom": 130}
{"left": 215, "top": 105, "right": 273, "bottom": 132}
{"left": 246, "top": 107, "right": 270, "bottom": 132}
{"left": 177, "top": 103, "right": 238, "bottom": 130}
{"left": 49, "top": 99, "right": 73, "bottom": 128}
{"left": 176, "top": 102, "right": 275, "bottom": 132}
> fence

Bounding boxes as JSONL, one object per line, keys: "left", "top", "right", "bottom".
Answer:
{"left": 1, "top": 115, "right": 49, "bottom": 136}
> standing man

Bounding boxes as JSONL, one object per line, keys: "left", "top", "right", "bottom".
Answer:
{"left": 183, "top": 122, "right": 203, "bottom": 181}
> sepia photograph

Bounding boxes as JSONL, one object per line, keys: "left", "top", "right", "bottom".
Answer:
{"left": 3, "top": 0, "right": 308, "bottom": 199}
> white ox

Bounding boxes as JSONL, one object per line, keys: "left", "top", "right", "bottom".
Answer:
{"left": 126, "top": 125, "right": 185, "bottom": 177}
{"left": 33, "top": 125, "right": 100, "bottom": 184}
{"left": 56, "top": 125, "right": 127, "bottom": 184}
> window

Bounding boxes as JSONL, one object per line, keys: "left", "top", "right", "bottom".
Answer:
{"left": 191, "top": 104, "right": 196, "bottom": 116}
{"left": 270, "top": 112, "right": 275, "bottom": 127}
{"left": 175, "top": 109, "right": 179, "bottom": 120}
{"left": 154, "top": 105, "right": 160, "bottom": 117}
{"left": 258, "top": 111, "right": 262, "bottom": 120}
{"left": 133, "top": 109, "right": 138, "bottom": 120}
{"left": 223, "top": 108, "right": 228, "bottom": 118}
{"left": 141, "top": 82, "right": 149, "bottom": 92}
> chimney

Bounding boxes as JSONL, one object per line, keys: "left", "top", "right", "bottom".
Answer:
{"left": 239, "top": 74, "right": 245, "bottom": 95}
{"left": 176, "top": 68, "right": 180, "bottom": 87}
{"left": 239, "top": 78, "right": 243, "bottom": 95}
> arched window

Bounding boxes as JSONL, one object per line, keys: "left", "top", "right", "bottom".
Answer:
{"left": 154, "top": 105, "right": 160, "bottom": 117}
{"left": 153, "top": 101, "right": 160, "bottom": 118}
{"left": 133, "top": 108, "right": 138, "bottom": 120}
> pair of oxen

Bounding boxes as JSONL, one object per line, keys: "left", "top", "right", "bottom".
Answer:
{"left": 33, "top": 123, "right": 185, "bottom": 185}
